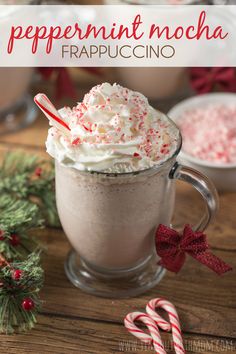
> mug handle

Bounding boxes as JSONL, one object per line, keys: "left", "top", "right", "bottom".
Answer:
{"left": 170, "top": 162, "right": 219, "bottom": 232}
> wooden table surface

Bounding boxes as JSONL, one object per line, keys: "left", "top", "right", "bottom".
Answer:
{"left": 0, "top": 86, "right": 235, "bottom": 354}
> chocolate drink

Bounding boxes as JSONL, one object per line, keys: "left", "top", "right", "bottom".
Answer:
{"left": 55, "top": 160, "right": 176, "bottom": 270}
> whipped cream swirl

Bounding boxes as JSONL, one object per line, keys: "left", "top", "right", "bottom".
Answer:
{"left": 46, "top": 83, "right": 179, "bottom": 173}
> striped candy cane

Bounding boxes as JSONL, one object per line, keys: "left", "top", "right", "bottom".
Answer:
{"left": 124, "top": 312, "right": 167, "bottom": 354}
{"left": 146, "top": 298, "right": 185, "bottom": 354}
{"left": 34, "top": 93, "right": 71, "bottom": 137}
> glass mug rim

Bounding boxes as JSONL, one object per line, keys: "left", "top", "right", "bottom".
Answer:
{"left": 64, "top": 111, "right": 182, "bottom": 178}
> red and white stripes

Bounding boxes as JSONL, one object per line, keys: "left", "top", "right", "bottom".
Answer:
{"left": 34, "top": 93, "right": 71, "bottom": 137}
{"left": 124, "top": 312, "right": 166, "bottom": 354}
{"left": 146, "top": 298, "right": 185, "bottom": 354}
{"left": 124, "top": 298, "right": 185, "bottom": 354}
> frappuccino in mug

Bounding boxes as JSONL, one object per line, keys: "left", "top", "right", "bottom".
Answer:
{"left": 39, "top": 83, "right": 218, "bottom": 297}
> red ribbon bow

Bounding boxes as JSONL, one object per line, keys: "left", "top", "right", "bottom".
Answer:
{"left": 155, "top": 224, "right": 232, "bottom": 275}
{"left": 190, "top": 67, "right": 236, "bottom": 94}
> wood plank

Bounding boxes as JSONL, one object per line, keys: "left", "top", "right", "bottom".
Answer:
{"left": 0, "top": 313, "right": 235, "bottom": 354}
{"left": 174, "top": 184, "right": 236, "bottom": 251}
{"left": 0, "top": 145, "right": 235, "bottom": 341}
{"left": 0, "top": 144, "right": 235, "bottom": 339}
{"left": 33, "top": 226, "right": 236, "bottom": 339}
{"left": 0, "top": 114, "right": 48, "bottom": 148}
{"left": 0, "top": 142, "right": 48, "bottom": 158}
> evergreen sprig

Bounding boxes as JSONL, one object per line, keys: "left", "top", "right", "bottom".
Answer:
{"left": 0, "top": 253, "right": 44, "bottom": 334}
{"left": 0, "top": 152, "right": 60, "bottom": 228}
{"left": 0, "top": 195, "right": 43, "bottom": 259}
{"left": 0, "top": 151, "right": 59, "bottom": 334}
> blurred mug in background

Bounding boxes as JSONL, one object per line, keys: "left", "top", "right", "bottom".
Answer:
{"left": 0, "top": 68, "right": 34, "bottom": 113}
{"left": 0, "top": 0, "right": 38, "bottom": 134}
{"left": 103, "top": 0, "right": 192, "bottom": 102}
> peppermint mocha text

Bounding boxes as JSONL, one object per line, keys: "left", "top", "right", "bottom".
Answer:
{"left": 8, "top": 11, "right": 227, "bottom": 55}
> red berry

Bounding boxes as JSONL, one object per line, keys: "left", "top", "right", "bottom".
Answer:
{"left": 12, "top": 269, "right": 23, "bottom": 281}
{"left": 133, "top": 152, "right": 141, "bottom": 158}
{"left": 0, "top": 230, "right": 4, "bottom": 241}
{"left": 9, "top": 233, "right": 20, "bottom": 246}
{"left": 35, "top": 167, "right": 42, "bottom": 177}
{"left": 22, "top": 298, "right": 35, "bottom": 311}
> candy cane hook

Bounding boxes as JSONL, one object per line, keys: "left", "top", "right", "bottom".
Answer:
{"left": 34, "top": 93, "right": 71, "bottom": 137}
{"left": 124, "top": 312, "right": 166, "bottom": 354}
{"left": 146, "top": 298, "right": 185, "bottom": 354}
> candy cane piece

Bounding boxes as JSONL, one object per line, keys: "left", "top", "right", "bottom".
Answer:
{"left": 124, "top": 312, "right": 166, "bottom": 354}
{"left": 146, "top": 298, "right": 185, "bottom": 354}
{"left": 34, "top": 93, "right": 71, "bottom": 137}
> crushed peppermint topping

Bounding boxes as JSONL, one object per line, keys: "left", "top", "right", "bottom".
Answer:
{"left": 46, "top": 83, "right": 179, "bottom": 172}
{"left": 178, "top": 104, "right": 236, "bottom": 164}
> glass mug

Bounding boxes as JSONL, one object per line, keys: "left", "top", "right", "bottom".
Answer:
{"left": 55, "top": 114, "right": 218, "bottom": 298}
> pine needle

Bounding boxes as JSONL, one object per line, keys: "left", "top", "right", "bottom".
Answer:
{"left": 0, "top": 151, "right": 59, "bottom": 333}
